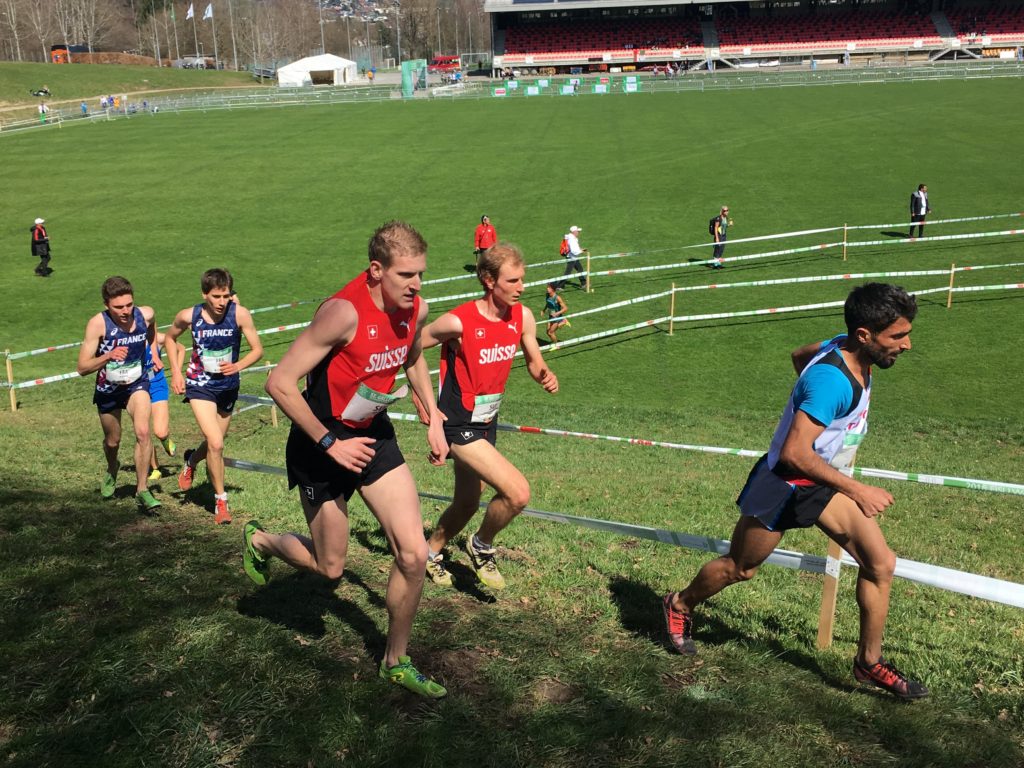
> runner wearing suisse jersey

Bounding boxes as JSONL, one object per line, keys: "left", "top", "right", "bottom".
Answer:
{"left": 662, "top": 283, "right": 928, "bottom": 700}
{"left": 418, "top": 243, "right": 559, "bottom": 590}
{"left": 77, "top": 276, "right": 161, "bottom": 513}
{"left": 246, "top": 221, "right": 449, "bottom": 699}
{"left": 165, "top": 268, "right": 263, "bottom": 525}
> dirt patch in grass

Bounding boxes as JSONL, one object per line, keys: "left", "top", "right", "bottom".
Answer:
{"left": 115, "top": 518, "right": 191, "bottom": 539}
{"left": 531, "top": 677, "right": 581, "bottom": 705}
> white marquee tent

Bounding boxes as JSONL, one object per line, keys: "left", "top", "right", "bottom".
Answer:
{"left": 277, "top": 54, "right": 359, "bottom": 87}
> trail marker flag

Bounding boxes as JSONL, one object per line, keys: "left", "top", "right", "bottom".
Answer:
{"left": 186, "top": 2, "right": 193, "bottom": 18}
{"left": 203, "top": 2, "right": 212, "bottom": 19}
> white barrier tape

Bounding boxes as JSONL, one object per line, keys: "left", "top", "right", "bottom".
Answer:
{"left": 846, "top": 228, "right": 1024, "bottom": 249}
{"left": 667, "top": 263, "right": 1024, "bottom": 296}
{"left": 220, "top": 458, "right": 1024, "bottom": 610}
{"left": 847, "top": 211, "right": 1024, "bottom": 232}
{"left": 249, "top": 298, "right": 325, "bottom": 315}
{"left": 6, "top": 340, "right": 83, "bottom": 360}
{"left": 914, "top": 283, "right": 1024, "bottom": 297}
{"left": 12, "top": 370, "right": 82, "bottom": 389}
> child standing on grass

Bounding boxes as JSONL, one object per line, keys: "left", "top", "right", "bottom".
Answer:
{"left": 542, "top": 283, "right": 570, "bottom": 343}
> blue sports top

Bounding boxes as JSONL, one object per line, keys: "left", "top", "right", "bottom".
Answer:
{"left": 95, "top": 307, "right": 150, "bottom": 394}
{"left": 765, "top": 334, "right": 871, "bottom": 478}
{"left": 185, "top": 302, "right": 241, "bottom": 391}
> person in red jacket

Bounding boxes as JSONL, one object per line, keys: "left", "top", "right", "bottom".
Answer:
{"left": 31, "top": 217, "right": 51, "bottom": 277}
{"left": 473, "top": 215, "right": 498, "bottom": 259}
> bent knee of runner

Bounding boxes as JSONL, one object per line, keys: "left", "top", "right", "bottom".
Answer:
{"left": 204, "top": 435, "right": 226, "bottom": 455}
{"left": 859, "top": 546, "right": 896, "bottom": 583}
{"left": 392, "top": 541, "right": 428, "bottom": 575}
{"left": 728, "top": 558, "right": 760, "bottom": 583}
{"left": 501, "top": 479, "right": 531, "bottom": 511}
{"left": 317, "top": 557, "right": 347, "bottom": 581}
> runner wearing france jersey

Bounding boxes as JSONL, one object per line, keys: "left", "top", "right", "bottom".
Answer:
{"left": 165, "top": 268, "right": 263, "bottom": 525}
{"left": 662, "top": 283, "right": 929, "bottom": 701}
{"left": 77, "top": 276, "right": 160, "bottom": 513}
{"left": 416, "top": 243, "right": 559, "bottom": 590}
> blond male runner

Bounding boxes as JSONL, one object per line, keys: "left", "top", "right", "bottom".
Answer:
{"left": 417, "top": 243, "right": 559, "bottom": 590}
{"left": 244, "top": 221, "right": 449, "bottom": 698}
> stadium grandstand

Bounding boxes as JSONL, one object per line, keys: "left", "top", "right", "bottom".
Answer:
{"left": 485, "top": 1, "right": 1024, "bottom": 75}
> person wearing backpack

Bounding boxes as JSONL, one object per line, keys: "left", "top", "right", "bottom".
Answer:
{"left": 556, "top": 225, "right": 588, "bottom": 290}
{"left": 710, "top": 206, "right": 732, "bottom": 269}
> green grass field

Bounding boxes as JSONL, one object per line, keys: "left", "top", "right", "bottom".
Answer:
{"left": 1, "top": 69, "right": 1023, "bottom": 767}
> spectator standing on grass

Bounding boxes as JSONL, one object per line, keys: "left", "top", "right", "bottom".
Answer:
{"left": 557, "top": 225, "right": 588, "bottom": 290}
{"left": 711, "top": 205, "right": 731, "bottom": 269}
{"left": 81, "top": 101, "right": 88, "bottom": 116}
{"left": 31, "top": 217, "right": 51, "bottom": 277}
{"left": 243, "top": 221, "right": 449, "bottom": 698}
{"left": 416, "top": 243, "right": 559, "bottom": 591}
{"left": 909, "top": 184, "right": 930, "bottom": 239}
{"left": 38, "top": 102, "right": 48, "bottom": 123}
{"left": 473, "top": 214, "right": 498, "bottom": 259}
{"left": 76, "top": 276, "right": 161, "bottom": 514}
{"left": 662, "top": 283, "right": 929, "bottom": 701}
{"left": 165, "top": 268, "right": 263, "bottom": 525}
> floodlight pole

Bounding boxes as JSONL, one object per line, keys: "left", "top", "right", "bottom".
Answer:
{"left": 318, "top": 0, "right": 326, "bottom": 55}
{"left": 395, "top": 4, "right": 402, "bottom": 63}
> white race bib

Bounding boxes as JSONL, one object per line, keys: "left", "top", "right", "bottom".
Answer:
{"left": 106, "top": 359, "right": 143, "bottom": 385}
{"left": 830, "top": 431, "right": 865, "bottom": 470}
{"left": 471, "top": 393, "right": 503, "bottom": 423}
{"left": 341, "top": 383, "right": 408, "bottom": 423}
{"left": 201, "top": 347, "right": 232, "bottom": 374}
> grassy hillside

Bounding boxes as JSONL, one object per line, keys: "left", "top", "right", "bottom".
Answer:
{"left": 0, "top": 77, "right": 1022, "bottom": 767}
{"left": 0, "top": 61, "right": 262, "bottom": 111}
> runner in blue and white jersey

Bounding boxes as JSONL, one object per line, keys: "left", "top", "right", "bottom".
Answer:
{"left": 165, "top": 268, "right": 263, "bottom": 525}
{"left": 77, "top": 276, "right": 161, "bottom": 513}
{"left": 662, "top": 283, "right": 929, "bottom": 701}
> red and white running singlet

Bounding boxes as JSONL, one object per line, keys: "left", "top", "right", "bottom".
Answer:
{"left": 438, "top": 300, "right": 523, "bottom": 427}
{"left": 304, "top": 271, "right": 419, "bottom": 429}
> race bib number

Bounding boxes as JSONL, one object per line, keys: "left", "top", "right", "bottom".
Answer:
{"left": 830, "top": 431, "right": 865, "bottom": 470}
{"left": 106, "top": 359, "right": 142, "bottom": 385}
{"left": 201, "top": 347, "right": 232, "bottom": 374}
{"left": 471, "top": 393, "right": 503, "bottom": 423}
{"left": 341, "top": 383, "right": 408, "bottom": 423}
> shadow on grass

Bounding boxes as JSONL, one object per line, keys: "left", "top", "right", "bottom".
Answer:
{"left": 236, "top": 571, "right": 386, "bottom": 657}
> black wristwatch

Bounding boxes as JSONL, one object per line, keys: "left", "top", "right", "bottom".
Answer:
{"left": 316, "top": 432, "right": 337, "bottom": 453}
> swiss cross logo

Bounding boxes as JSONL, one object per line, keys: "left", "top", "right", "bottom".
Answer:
{"left": 367, "top": 325, "right": 379, "bottom": 339}
{"left": 475, "top": 328, "right": 486, "bottom": 339}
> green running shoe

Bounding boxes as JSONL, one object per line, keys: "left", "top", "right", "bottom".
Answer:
{"left": 379, "top": 656, "right": 447, "bottom": 699}
{"left": 162, "top": 437, "right": 177, "bottom": 457}
{"left": 137, "top": 489, "right": 161, "bottom": 514}
{"left": 243, "top": 521, "right": 270, "bottom": 586}
{"left": 425, "top": 552, "right": 454, "bottom": 587}
{"left": 100, "top": 473, "right": 116, "bottom": 499}
{"left": 463, "top": 537, "right": 506, "bottom": 590}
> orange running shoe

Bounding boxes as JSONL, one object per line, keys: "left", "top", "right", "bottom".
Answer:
{"left": 853, "top": 657, "right": 929, "bottom": 700}
{"left": 178, "top": 448, "right": 196, "bottom": 491}
{"left": 214, "top": 497, "right": 232, "bottom": 525}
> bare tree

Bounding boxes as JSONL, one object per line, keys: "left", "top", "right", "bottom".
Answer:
{"left": 0, "top": 0, "right": 25, "bottom": 61}
{"left": 23, "top": 0, "right": 55, "bottom": 62}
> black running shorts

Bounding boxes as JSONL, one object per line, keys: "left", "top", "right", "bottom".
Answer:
{"left": 737, "top": 454, "right": 838, "bottom": 532}
{"left": 286, "top": 414, "right": 405, "bottom": 506}
{"left": 442, "top": 419, "right": 497, "bottom": 449}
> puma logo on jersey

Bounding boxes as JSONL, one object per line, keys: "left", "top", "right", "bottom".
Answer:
{"left": 507, "top": 323, "right": 519, "bottom": 334}
{"left": 398, "top": 320, "right": 410, "bottom": 329}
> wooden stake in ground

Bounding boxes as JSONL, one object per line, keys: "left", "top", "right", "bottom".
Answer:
{"left": 668, "top": 283, "right": 676, "bottom": 336}
{"left": 5, "top": 350, "right": 16, "bottom": 412}
{"left": 947, "top": 263, "right": 956, "bottom": 309}
{"left": 816, "top": 538, "right": 844, "bottom": 650}
{"left": 585, "top": 252, "right": 593, "bottom": 294}
{"left": 266, "top": 362, "right": 278, "bottom": 427}
{"left": 842, "top": 223, "right": 848, "bottom": 262}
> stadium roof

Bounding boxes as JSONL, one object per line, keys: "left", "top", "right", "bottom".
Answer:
{"left": 484, "top": 0, "right": 724, "bottom": 11}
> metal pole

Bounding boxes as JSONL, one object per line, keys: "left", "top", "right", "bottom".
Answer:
{"left": 346, "top": 15, "right": 352, "bottom": 59}
{"left": 318, "top": 0, "right": 325, "bottom": 55}
{"left": 437, "top": 6, "right": 441, "bottom": 53}
{"left": 455, "top": 7, "right": 459, "bottom": 56}
{"left": 227, "top": 0, "right": 238, "bottom": 69}
{"left": 171, "top": 0, "right": 181, "bottom": 60}
{"left": 395, "top": 7, "right": 401, "bottom": 63}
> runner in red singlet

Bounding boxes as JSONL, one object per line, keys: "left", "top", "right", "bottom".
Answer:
{"left": 244, "top": 221, "right": 449, "bottom": 698}
{"left": 417, "top": 243, "right": 559, "bottom": 590}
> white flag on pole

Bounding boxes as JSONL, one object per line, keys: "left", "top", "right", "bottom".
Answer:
{"left": 185, "top": 2, "right": 194, "bottom": 19}
{"left": 202, "top": 2, "right": 212, "bottom": 19}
